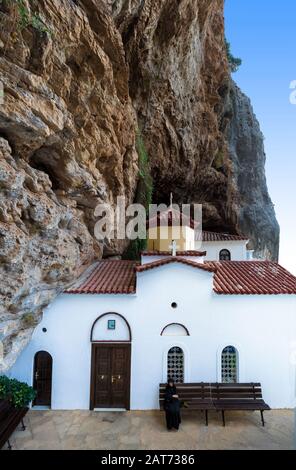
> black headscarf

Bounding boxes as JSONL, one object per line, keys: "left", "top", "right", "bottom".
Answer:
{"left": 165, "top": 378, "right": 177, "bottom": 395}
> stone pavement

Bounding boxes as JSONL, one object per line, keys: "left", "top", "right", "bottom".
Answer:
{"left": 5, "top": 409, "right": 295, "bottom": 450}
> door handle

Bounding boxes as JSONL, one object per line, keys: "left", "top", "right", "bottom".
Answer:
{"left": 111, "top": 375, "right": 122, "bottom": 383}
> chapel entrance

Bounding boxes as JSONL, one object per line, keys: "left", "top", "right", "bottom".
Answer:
{"left": 33, "top": 351, "right": 52, "bottom": 407}
{"left": 90, "top": 344, "right": 131, "bottom": 410}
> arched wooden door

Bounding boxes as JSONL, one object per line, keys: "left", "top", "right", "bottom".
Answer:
{"left": 90, "top": 313, "right": 132, "bottom": 410}
{"left": 90, "top": 343, "right": 131, "bottom": 410}
{"left": 33, "top": 351, "right": 52, "bottom": 407}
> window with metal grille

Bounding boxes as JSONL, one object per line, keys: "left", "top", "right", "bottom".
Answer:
{"left": 167, "top": 346, "right": 184, "bottom": 383}
{"left": 221, "top": 346, "right": 238, "bottom": 383}
{"left": 219, "top": 249, "right": 231, "bottom": 261}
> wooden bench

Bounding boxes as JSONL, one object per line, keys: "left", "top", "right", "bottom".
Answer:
{"left": 159, "top": 383, "right": 215, "bottom": 425}
{"left": 0, "top": 400, "right": 28, "bottom": 450}
{"left": 211, "top": 383, "right": 271, "bottom": 427}
{"left": 159, "top": 382, "right": 270, "bottom": 427}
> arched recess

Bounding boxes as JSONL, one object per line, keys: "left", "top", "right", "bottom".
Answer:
{"left": 90, "top": 313, "right": 131, "bottom": 410}
{"left": 33, "top": 351, "right": 53, "bottom": 407}
{"left": 219, "top": 249, "right": 231, "bottom": 261}
{"left": 161, "top": 323, "right": 190, "bottom": 336}
{"left": 90, "top": 312, "right": 132, "bottom": 343}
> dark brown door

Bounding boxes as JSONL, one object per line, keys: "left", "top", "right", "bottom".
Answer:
{"left": 33, "top": 351, "right": 52, "bottom": 406}
{"left": 90, "top": 344, "right": 131, "bottom": 409}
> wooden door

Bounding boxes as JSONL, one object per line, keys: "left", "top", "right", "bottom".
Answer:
{"left": 90, "top": 344, "right": 131, "bottom": 410}
{"left": 33, "top": 351, "right": 52, "bottom": 406}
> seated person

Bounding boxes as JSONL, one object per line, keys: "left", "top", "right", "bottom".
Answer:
{"left": 163, "top": 378, "right": 181, "bottom": 431}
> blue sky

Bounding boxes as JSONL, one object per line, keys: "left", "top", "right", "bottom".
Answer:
{"left": 225, "top": 0, "right": 296, "bottom": 274}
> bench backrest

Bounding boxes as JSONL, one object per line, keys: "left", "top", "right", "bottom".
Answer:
{"left": 211, "top": 383, "right": 263, "bottom": 401}
{"left": 159, "top": 383, "right": 263, "bottom": 407}
{"left": 159, "top": 383, "right": 213, "bottom": 408}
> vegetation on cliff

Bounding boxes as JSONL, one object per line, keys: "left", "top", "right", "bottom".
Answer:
{"left": 1, "top": 0, "right": 50, "bottom": 34}
{"left": 123, "top": 131, "right": 153, "bottom": 260}
{"left": 225, "top": 38, "right": 242, "bottom": 73}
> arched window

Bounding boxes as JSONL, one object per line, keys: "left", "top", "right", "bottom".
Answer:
{"left": 167, "top": 347, "right": 184, "bottom": 383}
{"left": 221, "top": 346, "right": 238, "bottom": 383}
{"left": 219, "top": 249, "right": 231, "bottom": 261}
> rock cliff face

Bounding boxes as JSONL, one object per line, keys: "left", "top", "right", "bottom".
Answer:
{"left": 0, "top": 0, "right": 138, "bottom": 371}
{"left": 225, "top": 81, "right": 279, "bottom": 260}
{"left": 0, "top": 0, "right": 279, "bottom": 371}
{"left": 114, "top": 0, "right": 236, "bottom": 230}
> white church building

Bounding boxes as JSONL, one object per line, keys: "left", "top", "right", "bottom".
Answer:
{"left": 8, "top": 210, "right": 296, "bottom": 411}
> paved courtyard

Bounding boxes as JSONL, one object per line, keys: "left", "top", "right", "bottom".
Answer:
{"left": 6, "top": 409, "right": 295, "bottom": 450}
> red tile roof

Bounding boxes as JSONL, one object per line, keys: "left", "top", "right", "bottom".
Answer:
{"left": 65, "top": 260, "right": 137, "bottom": 294}
{"left": 207, "top": 261, "right": 296, "bottom": 295}
{"left": 141, "top": 251, "right": 207, "bottom": 257}
{"left": 200, "top": 231, "right": 249, "bottom": 242}
{"left": 65, "top": 260, "right": 296, "bottom": 296}
{"left": 147, "top": 207, "right": 197, "bottom": 229}
{"left": 135, "top": 257, "right": 216, "bottom": 273}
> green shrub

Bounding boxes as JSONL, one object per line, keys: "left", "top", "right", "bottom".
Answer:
{"left": 0, "top": 375, "right": 36, "bottom": 408}
{"left": 123, "top": 238, "right": 147, "bottom": 261}
{"left": 22, "top": 312, "right": 37, "bottom": 328}
{"left": 0, "top": 375, "right": 11, "bottom": 400}
{"left": 135, "top": 131, "right": 153, "bottom": 209}
{"left": 225, "top": 38, "right": 242, "bottom": 73}
{"left": 1, "top": 0, "right": 51, "bottom": 34}
{"left": 123, "top": 131, "right": 153, "bottom": 260}
{"left": 213, "top": 150, "right": 224, "bottom": 170}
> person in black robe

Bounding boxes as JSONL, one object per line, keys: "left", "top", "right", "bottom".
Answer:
{"left": 163, "top": 378, "right": 181, "bottom": 431}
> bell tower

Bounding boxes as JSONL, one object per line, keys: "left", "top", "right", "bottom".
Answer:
{"left": 146, "top": 205, "right": 196, "bottom": 252}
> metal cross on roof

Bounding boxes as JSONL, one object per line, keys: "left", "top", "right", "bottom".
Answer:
{"left": 169, "top": 240, "right": 179, "bottom": 256}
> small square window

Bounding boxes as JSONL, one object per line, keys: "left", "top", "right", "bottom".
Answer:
{"left": 108, "top": 319, "right": 116, "bottom": 330}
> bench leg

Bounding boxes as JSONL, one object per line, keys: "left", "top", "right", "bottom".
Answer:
{"left": 7, "top": 439, "right": 12, "bottom": 450}
{"left": 260, "top": 410, "right": 265, "bottom": 427}
{"left": 21, "top": 418, "right": 26, "bottom": 431}
{"left": 221, "top": 410, "right": 226, "bottom": 427}
{"left": 205, "top": 410, "right": 208, "bottom": 426}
